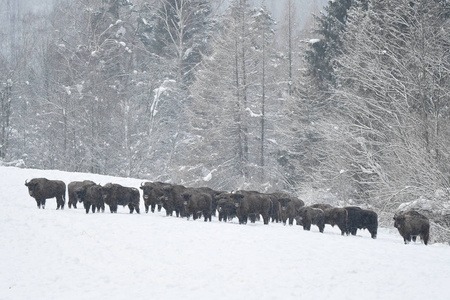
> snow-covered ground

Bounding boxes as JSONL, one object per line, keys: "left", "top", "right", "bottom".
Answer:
{"left": 1, "top": 166, "right": 449, "bottom": 300}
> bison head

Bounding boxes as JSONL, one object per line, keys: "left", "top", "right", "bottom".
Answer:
{"left": 25, "top": 179, "right": 38, "bottom": 197}
{"left": 140, "top": 183, "right": 153, "bottom": 200}
{"left": 231, "top": 194, "right": 245, "bottom": 207}
{"left": 182, "top": 192, "right": 192, "bottom": 206}
{"left": 393, "top": 214, "right": 406, "bottom": 229}
{"left": 279, "top": 198, "right": 291, "bottom": 211}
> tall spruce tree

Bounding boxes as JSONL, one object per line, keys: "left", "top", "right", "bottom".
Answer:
{"left": 305, "top": 0, "right": 368, "bottom": 88}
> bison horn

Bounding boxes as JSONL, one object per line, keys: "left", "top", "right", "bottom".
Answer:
{"left": 25, "top": 179, "right": 28, "bottom": 185}
{"left": 141, "top": 182, "right": 144, "bottom": 187}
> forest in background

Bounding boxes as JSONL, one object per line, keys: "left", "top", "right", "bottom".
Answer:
{"left": 1, "top": 0, "right": 449, "bottom": 234}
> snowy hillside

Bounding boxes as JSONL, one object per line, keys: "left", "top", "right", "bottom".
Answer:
{"left": 1, "top": 166, "right": 449, "bottom": 300}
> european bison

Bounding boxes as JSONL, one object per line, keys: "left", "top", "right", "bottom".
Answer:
{"left": 194, "top": 187, "right": 223, "bottom": 216}
{"left": 323, "top": 207, "right": 348, "bottom": 235}
{"left": 101, "top": 183, "right": 140, "bottom": 214}
{"left": 68, "top": 180, "right": 95, "bottom": 208}
{"left": 394, "top": 210, "right": 430, "bottom": 245}
{"left": 160, "top": 184, "right": 187, "bottom": 217}
{"left": 183, "top": 189, "right": 213, "bottom": 222}
{"left": 268, "top": 193, "right": 304, "bottom": 223}
{"left": 216, "top": 194, "right": 237, "bottom": 222}
{"left": 278, "top": 197, "right": 305, "bottom": 225}
{"left": 81, "top": 184, "right": 105, "bottom": 214}
{"left": 140, "top": 181, "right": 171, "bottom": 213}
{"left": 234, "top": 190, "right": 273, "bottom": 225}
{"left": 345, "top": 206, "right": 378, "bottom": 239}
{"left": 296, "top": 206, "right": 325, "bottom": 232}
{"left": 25, "top": 178, "right": 66, "bottom": 209}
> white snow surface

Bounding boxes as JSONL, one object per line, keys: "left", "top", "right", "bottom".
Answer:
{"left": 1, "top": 166, "right": 449, "bottom": 300}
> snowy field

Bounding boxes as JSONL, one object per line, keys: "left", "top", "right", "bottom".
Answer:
{"left": 1, "top": 166, "right": 450, "bottom": 300}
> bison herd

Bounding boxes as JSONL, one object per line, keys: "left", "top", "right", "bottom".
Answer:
{"left": 25, "top": 177, "right": 431, "bottom": 245}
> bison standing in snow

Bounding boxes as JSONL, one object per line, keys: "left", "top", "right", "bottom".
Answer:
{"left": 216, "top": 194, "right": 238, "bottom": 222}
{"left": 234, "top": 190, "right": 273, "bottom": 225}
{"left": 278, "top": 197, "right": 305, "bottom": 225}
{"left": 345, "top": 206, "right": 378, "bottom": 239}
{"left": 296, "top": 206, "right": 325, "bottom": 232}
{"left": 323, "top": 207, "right": 348, "bottom": 235}
{"left": 25, "top": 178, "right": 66, "bottom": 209}
{"left": 81, "top": 184, "right": 105, "bottom": 214}
{"left": 68, "top": 180, "right": 95, "bottom": 208}
{"left": 101, "top": 183, "right": 140, "bottom": 214}
{"left": 183, "top": 189, "right": 213, "bottom": 221}
{"left": 160, "top": 184, "right": 187, "bottom": 217}
{"left": 394, "top": 210, "right": 430, "bottom": 245}
{"left": 140, "top": 181, "right": 171, "bottom": 213}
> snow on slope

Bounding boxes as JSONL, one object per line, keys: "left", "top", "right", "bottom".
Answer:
{"left": 1, "top": 166, "right": 449, "bottom": 300}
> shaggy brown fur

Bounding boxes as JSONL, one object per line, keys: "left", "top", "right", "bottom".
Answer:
{"left": 394, "top": 210, "right": 430, "bottom": 245}
{"left": 345, "top": 206, "right": 378, "bottom": 239}
{"left": 323, "top": 207, "right": 348, "bottom": 235}
{"left": 234, "top": 190, "right": 273, "bottom": 225}
{"left": 296, "top": 206, "right": 325, "bottom": 232}
{"left": 182, "top": 190, "right": 213, "bottom": 222}
{"left": 25, "top": 178, "right": 66, "bottom": 209}
{"left": 140, "top": 182, "right": 171, "bottom": 213}
{"left": 102, "top": 183, "right": 140, "bottom": 214}
{"left": 68, "top": 180, "right": 95, "bottom": 209}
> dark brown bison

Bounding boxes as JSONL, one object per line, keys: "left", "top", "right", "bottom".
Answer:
{"left": 68, "top": 180, "right": 95, "bottom": 208}
{"left": 216, "top": 194, "right": 237, "bottom": 222}
{"left": 80, "top": 184, "right": 105, "bottom": 214}
{"left": 25, "top": 178, "right": 66, "bottom": 209}
{"left": 160, "top": 184, "right": 187, "bottom": 217}
{"left": 268, "top": 193, "right": 304, "bottom": 223}
{"left": 101, "top": 183, "right": 140, "bottom": 214}
{"left": 182, "top": 189, "right": 213, "bottom": 222}
{"left": 278, "top": 197, "right": 305, "bottom": 225}
{"left": 296, "top": 206, "right": 325, "bottom": 232}
{"left": 323, "top": 207, "right": 348, "bottom": 235}
{"left": 394, "top": 210, "right": 430, "bottom": 245}
{"left": 140, "top": 182, "right": 171, "bottom": 213}
{"left": 345, "top": 206, "right": 378, "bottom": 239}
{"left": 234, "top": 190, "right": 273, "bottom": 225}
{"left": 194, "top": 187, "right": 223, "bottom": 216}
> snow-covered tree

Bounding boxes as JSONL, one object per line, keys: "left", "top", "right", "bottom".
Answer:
{"left": 331, "top": 0, "right": 450, "bottom": 211}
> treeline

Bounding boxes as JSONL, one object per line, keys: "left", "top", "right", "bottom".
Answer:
{"left": 1, "top": 0, "right": 450, "bottom": 239}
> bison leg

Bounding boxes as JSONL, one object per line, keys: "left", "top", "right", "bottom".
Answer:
{"left": 318, "top": 224, "right": 325, "bottom": 233}
{"left": 338, "top": 224, "right": 346, "bottom": 235}
{"left": 422, "top": 233, "right": 429, "bottom": 245}
{"left": 151, "top": 204, "right": 156, "bottom": 213}
{"left": 289, "top": 217, "right": 294, "bottom": 226}
{"left": 41, "top": 199, "right": 46, "bottom": 209}
{"left": 128, "top": 204, "right": 135, "bottom": 214}
{"left": 56, "top": 196, "right": 64, "bottom": 210}
{"left": 145, "top": 204, "right": 150, "bottom": 213}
